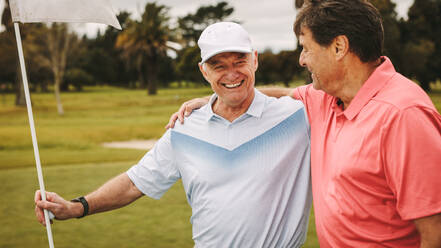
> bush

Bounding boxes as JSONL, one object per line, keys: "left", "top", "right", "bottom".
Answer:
{"left": 64, "top": 68, "right": 95, "bottom": 91}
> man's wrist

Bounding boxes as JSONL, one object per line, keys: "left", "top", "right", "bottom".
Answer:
{"left": 70, "top": 196, "right": 89, "bottom": 218}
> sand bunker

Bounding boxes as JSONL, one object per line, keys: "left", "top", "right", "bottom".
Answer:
{"left": 102, "top": 139, "right": 157, "bottom": 150}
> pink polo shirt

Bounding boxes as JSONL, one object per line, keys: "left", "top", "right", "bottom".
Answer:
{"left": 293, "top": 57, "right": 441, "bottom": 247}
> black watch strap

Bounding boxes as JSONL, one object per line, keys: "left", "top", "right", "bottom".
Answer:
{"left": 71, "top": 196, "right": 89, "bottom": 218}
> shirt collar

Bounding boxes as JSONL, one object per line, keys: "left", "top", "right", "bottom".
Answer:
{"left": 203, "top": 88, "right": 266, "bottom": 123}
{"left": 340, "top": 56, "right": 396, "bottom": 120}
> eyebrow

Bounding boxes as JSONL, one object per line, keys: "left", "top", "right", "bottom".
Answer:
{"left": 237, "top": 53, "right": 247, "bottom": 59}
{"left": 206, "top": 53, "right": 248, "bottom": 66}
{"left": 206, "top": 60, "right": 220, "bottom": 66}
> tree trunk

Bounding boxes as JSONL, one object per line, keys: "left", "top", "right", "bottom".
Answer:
{"left": 146, "top": 53, "right": 158, "bottom": 95}
{"left": 3, "top": 0, "right": 25, "bottom": 106}
{"left": 138, "top": 69, "right": 146, "bottom": 89}
{"left": 54, "top": 76, "right": 64, "bottom": 115}
{"left": 147, "top": 72, "right": 157, "bottom": 95}
{"left": 15, "top": 78, "right": 26, "bottom": 106}
{"left": 15, "top": 64, "right": 26, "bottom": 106}
{"left": 47, "top": 23, "right": 71, "bottom": 115}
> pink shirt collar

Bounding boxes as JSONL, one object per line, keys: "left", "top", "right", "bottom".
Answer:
{"left": 334, "top": 56, "right": 397, "bottom": 120}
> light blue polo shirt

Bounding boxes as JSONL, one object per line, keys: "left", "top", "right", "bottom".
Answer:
{"left": 127, "top": 89, "right": 312, "bottom": 248}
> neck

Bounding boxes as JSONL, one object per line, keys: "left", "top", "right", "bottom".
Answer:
{"left": 212, "top": 94, "right": 254, "bottom": 122}
{"left": 338, "top": 57, "right": 382, "bottom": 109}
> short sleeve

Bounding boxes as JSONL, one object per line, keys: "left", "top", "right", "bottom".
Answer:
{"left": 383, "top": 106, "right": 441, "bottom": 220}
{"left": 292, "top": 84, "right": 327, "bottom": 123}
{"left": 292, "top": 85, "right": 309, "bottom": 101}
{"left": 127, "top": 130, "right": 180, "bottom": 200}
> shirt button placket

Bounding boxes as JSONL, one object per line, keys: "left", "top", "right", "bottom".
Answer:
{"left": 227, "top": 124, "right": 233, "bottom": 148}
{"left": 333, "top": 115, "right": 345, "bottom": 142}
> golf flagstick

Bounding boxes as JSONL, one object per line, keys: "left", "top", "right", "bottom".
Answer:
{"left": 8, "top": 1, "right": 121, "bottom": 247}
{"left": 13, "top": 22, "right": 55, "bottom": 248}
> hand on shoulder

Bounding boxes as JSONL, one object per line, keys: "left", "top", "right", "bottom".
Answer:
{"left": 165, "top": 97, "right": 210, "bottom": 129}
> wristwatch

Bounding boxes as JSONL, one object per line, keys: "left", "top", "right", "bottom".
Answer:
{"left": 71, "top": 196, "right": 89, "bottom": 218}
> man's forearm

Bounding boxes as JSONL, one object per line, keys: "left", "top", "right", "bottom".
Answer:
{"left": 84, "top": 173, "right": 143, "bottom": 216}
{"left": 258, "top": 87, "right": 294, "bottom": 98}
{"left": 414, "top": 213, "right": 441, "bottom": 248}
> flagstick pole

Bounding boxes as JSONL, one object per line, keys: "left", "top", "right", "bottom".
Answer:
{"left": 13, "top": 22, "right": 55, "bottom": 248}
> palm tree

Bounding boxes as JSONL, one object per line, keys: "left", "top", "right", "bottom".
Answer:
{"left": 116, "top": 3, "right": 175, "bottom": 95}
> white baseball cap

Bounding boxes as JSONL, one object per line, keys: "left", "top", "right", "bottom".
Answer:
{"left": 198, "top": 22, "right": 253, "bottom": 64}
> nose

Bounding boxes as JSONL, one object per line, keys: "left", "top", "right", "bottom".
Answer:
{"left": 224, "top": 69, "right": 240, "bottom": 81}
{"left": 299, "top": 50, "right": 306, "bottom": 67}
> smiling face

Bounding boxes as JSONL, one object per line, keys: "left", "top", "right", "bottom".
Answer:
{"left": 298, "top": 27, "right": 343, "bottom": 95}
{"left": 199, "top": 51, "right": 258, "bottom": 110}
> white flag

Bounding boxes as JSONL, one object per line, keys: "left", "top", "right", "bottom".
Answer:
{"left": 9, "top": 0, "right": 121, "bottom": 29}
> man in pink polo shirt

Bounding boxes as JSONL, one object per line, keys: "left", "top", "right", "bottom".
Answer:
{"left": 286, "top": 1, "right": 441, "bottom": 246}
{"left": 167, "top": 0, "right": 441, "bottom": 247}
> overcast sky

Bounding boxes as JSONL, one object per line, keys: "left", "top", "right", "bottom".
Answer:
{"left": 1, "top": 0, "right": 414, "bottom": 52}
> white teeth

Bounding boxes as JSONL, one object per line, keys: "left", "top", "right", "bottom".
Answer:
{"left": 223, "top": 80, "right": 243, "bottom": 88}
{"left": 225, "top": 83, "right": 240, "bottom": 88}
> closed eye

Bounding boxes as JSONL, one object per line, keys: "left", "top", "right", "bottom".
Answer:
{"left": 235, "top": 60, "right": 246, "bottom": 66}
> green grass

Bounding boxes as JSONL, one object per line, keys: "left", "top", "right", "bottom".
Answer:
{"left": 0, "top": 84, "right": 439, "bottom": 247}
{"left": 0, "top": 86, "right": 212, "bottom": 169}
{"left": 0, "top": 161, "right": 193, "bottom": 248}
{"left": 0, "top": 86, "right": 207, "bottom": 247}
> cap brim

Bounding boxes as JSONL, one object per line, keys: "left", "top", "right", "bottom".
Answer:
{"left": 201, "top": 46, "right": 252, "bottom": 64}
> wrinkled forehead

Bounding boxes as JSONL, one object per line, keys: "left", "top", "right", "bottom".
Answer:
{"left": 205, "top": 52, "right": 249, "bottom": 65}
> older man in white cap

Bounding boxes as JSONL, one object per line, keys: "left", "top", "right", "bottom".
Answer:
{"left": 34, "top": 22, "right": 312, "bottom": 247}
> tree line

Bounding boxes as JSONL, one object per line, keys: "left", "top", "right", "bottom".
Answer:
{"left": 0, "top": 0, "right": 440, "bottom": 111}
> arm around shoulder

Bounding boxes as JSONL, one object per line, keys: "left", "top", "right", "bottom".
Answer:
{"left": 258, "top": 87, "right": 296, "bottom": 98}
{"left": 166, "top": 96, "right": 210, "bottom": 129}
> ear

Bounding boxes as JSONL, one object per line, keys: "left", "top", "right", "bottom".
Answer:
{"left": 333, "top": 35, "right": 349, "bottom": 60}
{"left": 253, "top": 50, "right": 259, "bottom": 71}
{"left": 199, "top": 62, "right": 209, "bottom": 80}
